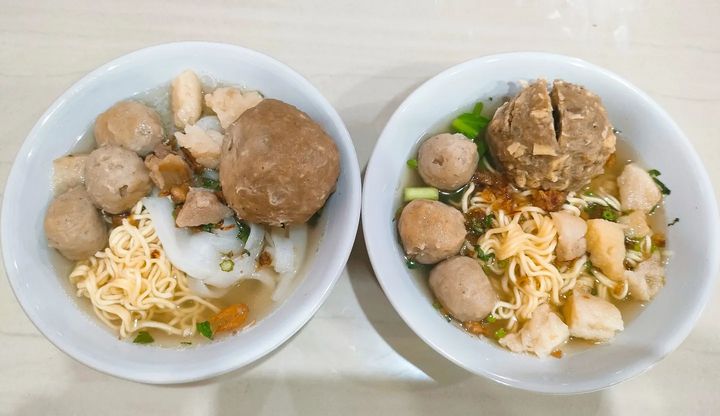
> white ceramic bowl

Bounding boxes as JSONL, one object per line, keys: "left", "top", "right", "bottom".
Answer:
{"left": 2, "top": 42, "right": 361, "bottom": 384}
{"left": 362, "top": 52, "right": 720, "bottom": 394}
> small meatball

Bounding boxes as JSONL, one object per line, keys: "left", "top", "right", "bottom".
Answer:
{"left": 171, "top": 70, "right": 203, "bottom": 129}
{"left": 486, "top": 80, "right": 616, "bottom": 191}
{"left": 562, "top": 293, "right": 623, "bottom": 342}
{"left": 550, "top": 212, "right": 587, "bottom": 262}
{"left": 175, "top": 188, "right": 232, "bottom": 227}
{"left": 618, "top": 210, "right": 652, "bottom": 239}
{"left": 586, "top": 219, "right": 626, "bottom": 281}
{"left": 398, "top": 200, "right": 466, "bottom": 264}
{"left": 44, "top": 187, "right": 107, "bottom": 260}
{"left": 94, "top": 101, "right": 165, "bottom": 156}
{"left": 53, "top": 154, "right": 88, "bottom": 195}
{"left": 219, "top": 99, "right": 340, "bottom": 226}
{"left": 85, "top": 146, "right": 152, "bottom": 214}
{"left": 175, "top": 124, "right": 223, "bottom": 169}
{"left": 625, "top": 252, "right": 665, "bottom": 301}
{"left": 617, "top": 163, "right": 662, "bottom": 212}
{"left": 429, "top": 256, "right": 497, "bottom": 322}
{"left": 417, "top": 133, "right": 479, "bottom": 191}
{"left": 205, "top": 87, "right": 263, "bottom": 129}
{"left": 499, "top": 304, "right": 569, "bottom": 357}
{"left": 144, "top": 153, "right": 192, "bottom": 192}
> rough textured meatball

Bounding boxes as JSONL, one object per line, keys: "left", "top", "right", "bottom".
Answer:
{"left": 398, "top": 200, "right": 466, "bottom": 264}
{"left": 219, "top": 99, "right": 340, "bottom": 226}
{"left": 85, "top": 145, "right": 152, "bottom": 214}
{"left": 44, "top": 187, "right": 107, "bottom": 260}
{"left": 94, "top": 101, "right": 165, "bottom": 156}
{"left": 429, "top": 256, "right": 497, "bottom": 322}
{"left": 486, "top": 80, "right": 616, "bottom": 191}
{"left": 417, "top": 133, "right": 479, "bottom": 191}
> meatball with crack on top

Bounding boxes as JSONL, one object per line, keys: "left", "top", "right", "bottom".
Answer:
{"left": 85, "top": 145, "right": 153, "bottom": 214}
{"left": 417, "top": 133, "right": 479, "bottom": 191}
{"left": 398, "top": 199, "right": 466, "bottom": 264}
{"left": 44, "top": 187, "right": 107, "bottom": 260}
{"left": 486, "top": 79, "right": 616, "bottom": 191}
{"left": 219, "top": 99, "right": 340, "bottom": 226}
{"left": 94, "top": 101, "right": 165, "bottom": 156}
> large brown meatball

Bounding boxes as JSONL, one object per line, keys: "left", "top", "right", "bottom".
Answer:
{"left": 219, "top": 99, "right": 340, "bottom": 226}
{"left": 397, "top": 200, "right": 466, "bottom": 264}
{"left": 429, "top": 256, "right": 497, "bottom": 322}
{"left": 417, "top": 133, "right": 478, "bottom": 191}
{"left": 44, "top": 187, "right": 107, "bottom": 260}
{"left": 85, "top": 145, "right": 152, "bottom": 214}
{"left": 94, "top": 101, "right": 165, "bottom": 156}
{"left": 486, "top": 80, "right": 616, "bottom": 191}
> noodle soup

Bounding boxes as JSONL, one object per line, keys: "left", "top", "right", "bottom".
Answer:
{"left": 395, "top": 80, "right": 673, "bottom": 358}
{"left": 44, "top": 69, "right": 339, "bottom": 346}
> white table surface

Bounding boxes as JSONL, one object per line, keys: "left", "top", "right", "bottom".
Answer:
{"left": 2, "top": 1, "right": 720, "bottom": 414}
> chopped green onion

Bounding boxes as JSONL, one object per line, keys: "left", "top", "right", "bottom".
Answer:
{"left": 472, "top": 102, "right": 484, "bottom": 115}
{"left": 406, "top": 257, "right": 421, "bottom": 269}
{"left": 494, "top": 328, "right": 507, "bottom": 339}
{"left": 476, "top": 138, "right": 487, "bottom": 158}
{"left": 133, "top": 331, "right": 154, "bottom": 344}
{"left": 406, "top": 159, "right": 418, "bottom": 169}
{"left": 668, "top": 217, "right": 679, "bottom": 226}
{"left": 475, "top": 246, "right": 495, "bottom": 262}
{"left": 201, "top": 223, "right": 215, "bottom": 233}
{"left": 197, "top": 321, "right": 213, "bottom": 339}
{"left": 584, "top": 260, "right": 594, "bottom": 273}
{"left": 648, "top": 169, "right": 671, "bottom": 195}
{"left": 432, "top": 301, "right": 442, "bottom": 310}
{"left": 496, "top": 259, "right": 509, "bottom": 269}
{"left": 219, "top": 258, "right": 234, "bottom": 272}
{"left": 235, "top": 220, "right": 250, "bottom": 243}
{"left": 469, "top": 214, "right": 495, "bottom": 234}
{"left": 485, "top": 314, "right": 497, "bottom": 323}
{"left": 404, "top": 187, "right": 439, "bottom": 202}
{"left": 602, "top": 208, "right": 619, "bottom": 222}
{"left": 180, "top": 341, "right": 192, "bottom": 345}
{"left": 201, "top": 177, "right": 221, "bottom": 191}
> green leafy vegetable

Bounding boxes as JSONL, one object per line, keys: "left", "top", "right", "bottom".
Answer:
{"left": 197, "top": 321, "right": 213, "bottom": 339}
{"left": 472, "top": 102, "right": 484, "bottom": 115}
{"left": 406, "top": 159, "right": 418, "bottom": 169}
{"left": 201, "top": 177, "right": 221, "bottom": 191}
{"left": 219, "top": 259, "right": 234, "bottom": 272}
{"left": 451, "top": 113, "right": 490, "bottom": 139}
{"left": 475, "top": 246, "right": 495, "bottom": 262}
{"left": 648, "top": 169, "right": 671, "bottom": 195}
{"left": 133, "top": 331, "right": 154, "bottom": 344}
{"left": 403, "top": 187, "right": 439, "bottom": 202}
{"left": 235, "top": 220, "right": 250, "bottom": 243}
{"left": 602, "top": 208, "right": 619, "bottom": 222}
{"left": 494, "top": 328, "right": 507, "bottom": 339}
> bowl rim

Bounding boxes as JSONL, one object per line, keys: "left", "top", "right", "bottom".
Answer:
{"left": 1, "top": 41, "right": 362, "bottom": 384}
{"left": 361, "top": 51, "right": 720, "bottom": 394}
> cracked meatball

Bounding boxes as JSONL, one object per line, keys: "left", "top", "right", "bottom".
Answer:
{"left": 486, "top": 80, "right": 616, "bottom": 191}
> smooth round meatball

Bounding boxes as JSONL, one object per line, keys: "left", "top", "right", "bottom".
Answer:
{"left": 44, "top": 187, "right": 107, "bottom": 260}
{"left": 398, "top": 200, "right": 466, "bottom": 264}
{"left": 486, "top": 80, "right": 616, "bottom": 191}
{"left": 85, "top": 145, "right": 152, "bottom": 214}
{"left": 219, "top": 99, "right": 340, "bottom": 226}
{"left": 417, "top": 133, "right": 478, "bottom": 191}
{"left": 94, "top": 101, "right": 165, "bottom": 156}
{"left": 429, "top": 256, "right": 498, "bottom": 322}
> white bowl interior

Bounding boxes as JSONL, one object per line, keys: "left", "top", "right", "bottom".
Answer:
{"left": 2, "top": 42, "right": 361, "bottom": 383}
{"left": 362, "top": 53, "right": 720, "bottom": 393}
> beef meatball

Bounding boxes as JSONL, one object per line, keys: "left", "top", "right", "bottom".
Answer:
{"left": 85, "top": 145, "right": 152, "bottom": 214}
{"left": 44, "top": 187, "right": 107, "bottom": 260}
{"left": 219, "top": 99, "right": 340, "bottom": 226}
{"left": 417, "top": 133, "right": 478, "bottom": 191}
{"left": 486, "top": 80, "right": 616, "bottom": 191}
{"left": 397, "top": 199, "right": 466, "bottom": 264}
{"left": 94, "top": 101, "right": 165, "bottom": 156}
{"left": 429, "top": 256, "right": 498, "bottom": 322}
